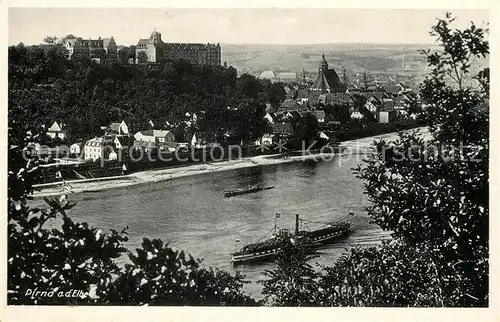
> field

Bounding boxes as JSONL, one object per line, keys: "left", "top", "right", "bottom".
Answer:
{"left": 221, "top": 43, "right": 432, "bottom": 74}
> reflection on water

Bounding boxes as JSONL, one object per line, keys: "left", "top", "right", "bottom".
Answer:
{"left": 34, "top": 153, "right": 390, "bottom": 298}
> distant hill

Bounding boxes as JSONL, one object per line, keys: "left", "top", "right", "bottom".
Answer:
{"left": 221, "top": 43, "right": 436, "bottom": 76}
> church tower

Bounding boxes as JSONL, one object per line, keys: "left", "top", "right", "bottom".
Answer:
{"left": 319, "top": 53, "right": 328, "bottom": 73}
{"left": 310, "top": 54, "right": 347, "bottom": 94}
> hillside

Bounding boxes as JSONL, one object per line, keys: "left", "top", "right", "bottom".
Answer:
{"left": 221, "top": 43, "right": 433, "bottom": 75}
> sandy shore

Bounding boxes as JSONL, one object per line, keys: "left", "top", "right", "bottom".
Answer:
{"left": 32, "top": 127, "right": 428, "bottom": 198}
{"left": 32, "top": 153, "right": 342, "bottom": 198}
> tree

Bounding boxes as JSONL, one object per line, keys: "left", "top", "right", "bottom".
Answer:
{"left": 317, "top": 241, "right": 454, "bottom": 306}
{"left": 259, "top": 246, "right": 320, "bottom": 306}
{"left": 269, "top": 82, "right": 287, "bottom": 105}
{"left": 127, "top": 45, "right": 136, "bottom": 62}
{"left": 350, "top": 12, "right": 489, "bottom": 306}
{"left": 43, "top": 36, "right": 58, "bottom": 44}
{"left": 137, "top": 51, "right": 148, "bottom": 64}
{"left": 236, "top": 74, "right": 263, "bottom": 100}
{"left": 105, "top": 238, "right": 256, "bottom": 305}
{"left": 117, "top": 47, "right": 128, "bottom": 64}
{"left": 62, "top": 34, "right": 76, "bottom": 41}
{"left": 286, "top": 112, "right": 326, "bottom": 150}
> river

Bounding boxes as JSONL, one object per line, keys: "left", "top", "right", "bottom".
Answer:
{"left": 33, "top": 130, "right": 428, "bottom": 298}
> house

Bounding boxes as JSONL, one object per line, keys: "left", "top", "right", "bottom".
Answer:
{"left": 134, "top": 130, "right": 156, "bottom": 143}
{"left": 383, "top": 84, "right": 403, "bottom": 95}
{"left": 264, "top": 112, "right": 275, "bottom": 124}
{"left": 107, "top": 120, "right": 129, "bottom": 136}
{"left": 190, "top": 133, "right": 204, "bottom": 148}
{"left": 271, "top": 122, "right": 294, "bottom": 136}
{"left": 310, "top": 92, "right": 354, "bottom": 110}
{"left": 280, "top": 98, "right": 302, "bottom": 111}
{"left": 163, "top": 120, "right": 172, "bottom": 129}
{"left": 382, "top": 98, "right": 395, "bottom": 110}
{"left": 325, "top": 121, "right": 342, "bottom": 130}
{"left": 319, "top": 131, "right": 329, "bottom": 140}
{"left": 133, "top": 130, "right": 175, "bottom": 145}
{"left": 69, "top": 142, "right": 83, "bottom": 156}
{"left": 254, "top": 134, "right": 277, "bottom": 147}
{"left": 153, "top": 130, "right": 175, "bottom": 143}
{"left": 160, "top": 141, "right": 178, "bottom": 152}
{"left": 379, "top": 111, "right": 396, "bottom": 124}
{"left": 177, "top": 142, "right": 189, "bottom": 149}
{"left": 365, "top": 96, "right": 383, "bottom": 115}
{"left": 290, "top": 111, "right": 303, "bottom": 120}
{"left": 312, "top": 110, "right": 326, "bottom": 123}
{"left": 108, "top": 149, "right": 118, "bottom": 161}
{"left": 393, "top": 96, "right": 408, "bottom": 110}
{"left": 133, "top": 140, "right": 156, "bottom": 151}
{"left": 261, "top": 134, "right": 276, "bottom": 146}
{"left": 84, "top": 137, "right": 115, "bottom": 161}
{"left": 350, "top": 111, "right": 364, "bottom": 119}
{"left": 47, "top": 121, "right": 66, "bottom": 140}
{"left": 397, "top": 82, "right": 407, "bottom": 93}
{"left": 277, "top": 72, "right": 298, "bottom": 83}
{"left": 351, "top": 105, "right": 376, "bottom": 121}
{"left": 258, "top": 70, "right": 279, "bottom": 83}
{"left": 297, "top": 88, "right": 311, "bottom": 100}
{"left": 190, "top": 132, "right": 216, "bottom": 149}
{"left": 114, "top": 136, "right": 135, "bottom": 150}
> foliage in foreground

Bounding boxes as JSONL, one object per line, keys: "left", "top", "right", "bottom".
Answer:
{"left": 259, "top": 247, "right": 321, "bottom": 306}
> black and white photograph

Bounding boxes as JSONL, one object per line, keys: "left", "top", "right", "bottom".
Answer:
{"left": 3, "top": 1, "right": 497, "bottom": 320}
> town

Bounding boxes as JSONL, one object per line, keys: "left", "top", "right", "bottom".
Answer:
{"left": 20, "top": 29, "right": 425, "bottom": 184}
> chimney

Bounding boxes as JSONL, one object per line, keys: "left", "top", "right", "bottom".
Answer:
{"left": 295, "top": 214, "right": 300, "bottom": 235}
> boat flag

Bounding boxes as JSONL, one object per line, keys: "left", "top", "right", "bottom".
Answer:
{"left": 275, "top": 213, "right": 280, "bottom": 218}
{"left": 55, "top": 170, "right": 62, "bottom": 179}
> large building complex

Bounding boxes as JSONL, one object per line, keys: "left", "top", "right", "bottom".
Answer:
{"left": 63, "top": 37, "right": 118, "bottom": 63}
{"left": 135, "top": 31, "right": 221, "bottom": 65}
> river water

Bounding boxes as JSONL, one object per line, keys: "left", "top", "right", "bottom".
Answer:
{"left": 33, "top": 132, "right": 417, "bottom": 298}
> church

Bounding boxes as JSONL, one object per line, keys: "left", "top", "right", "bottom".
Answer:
{"left": 310, "top": 54, "right": 347, "bottom": 93}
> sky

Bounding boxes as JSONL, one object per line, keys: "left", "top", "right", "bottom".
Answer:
{"left": 8, "top": 8, "right": 489, "bottom": 46}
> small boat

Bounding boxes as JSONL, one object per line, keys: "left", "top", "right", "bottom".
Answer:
{"left": 83, "top": 189, "right": 102, "bottom": 193}
{"left": 224, "top": 184, "right": 275, "bottom": 198}
{"left": 231, "top": 214, "right": 351, "bottom": 265}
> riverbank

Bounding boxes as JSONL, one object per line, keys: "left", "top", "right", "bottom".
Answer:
{"left": 32, "top": 152, "right": 344, "bottom": 198}
{"left": 32, "top": 127, "right": 428, "bottom": 198}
